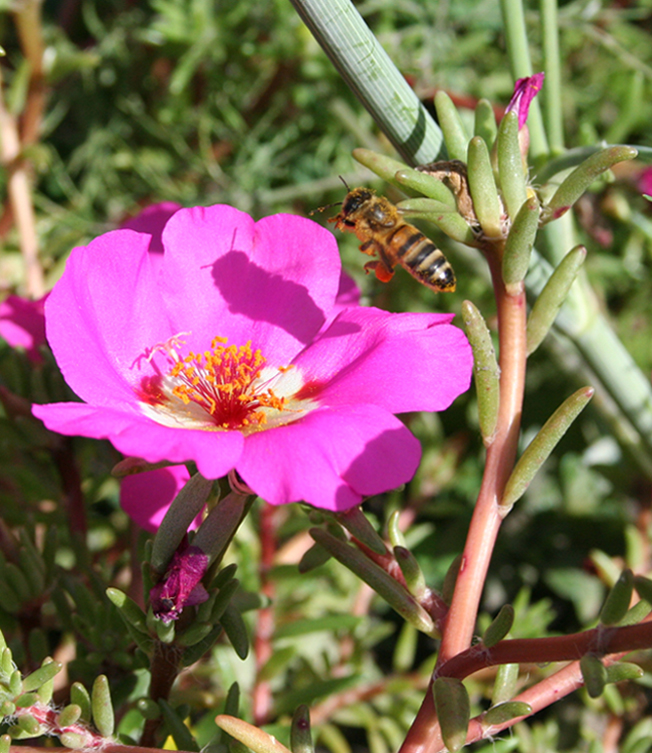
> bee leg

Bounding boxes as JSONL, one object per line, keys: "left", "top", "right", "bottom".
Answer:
{"left": 358, "top": 239, "right": 377, "bottom": 257}
{"left": 364, "top": 260, "right": 394, "bottom": 283}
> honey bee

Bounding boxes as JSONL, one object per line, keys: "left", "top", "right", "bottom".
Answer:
{"left": 329, "top": 186, "right": 456, "bottom": 293}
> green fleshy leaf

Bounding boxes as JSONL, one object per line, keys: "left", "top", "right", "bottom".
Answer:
{"left": 14, "top": 692, "right": 40, "bottom": 708}
{"left": 605, "top": 661, "right": 644, "bottom": 684}
{"left": 393, "top": 546, "right": 426, "bottom": 599}
{"left": 21, "top": 659, "right": 62, "bottom": 692}
{"left": 0, "top": 734, "right": 10, "bottom": 753}
{"left": 526, "top": 245, "right": 586, "bottom": 356}
{"left": 541, "top": 145, "right": 638, "bottom": 223}
{"left": 394, "top": 166, "right": 457, "bottom": 207}
{"left": 501, "top": 387, "right": 594, "bottom": 509}
{"left": 70, "top": 682, "right": 91, "bottom": 722}
{"left": 150, "top": 472, "right": 214, "bottom": 573}
{"left": 474, "top": 99, "right": 498, "bottom": 150}
{"left": 192, "top": 491, "right": 248, "bottom": 566}
{"left": 298, "top": 542, "right": 332, "bottom": 573}
{"left": 600, "top": 569, "right": 634, "bottom": 626}
{"left": 386, "top": 510, "right": 406, "bottom": 549}
{"left": 57, "top": 704, "right": 82, "bottom": 728}
{"left": 492, "top": 663, "right": 520, "bottom": 706}
{"left": 352, "top": 148, "right": 414, "bottom": 193}
{"left": 91, "top": 675, "right": 114, "bottom": 737}
{"left": 396, "top": 199, "right": 477, "bottom": 245}
{"left": 336, "top": 507, "right": 386, "bottom": 555}
{"left": 106, "top": 587, "right": 149, "bottom": 634}
{"left": 633, "top": 575, "right": 652, "bottom": 605}
{"left": 177, "top": 622, "right": 213, "bottom": 647}
{"left": 59, "top": 732, "right": 87, "bottom": 749}
{"left": 502, "top": 195, "right": 540, "bottom": 288}
{"left": 310, "top": 528, "right": 436, "bottom": 636}
{"left": 17, "top": 713, "right": 41, "bottom": 736}
{"left": 136, "top": 698, "right": 161, "bottom": 721}
{"left": 434, "top": 91, "right": 469, "bottom": 162}
{"left": 442, "top": 554, "right": 462, "bottom": 606}
{"left": 482, "top": 604, "right": 515, "bottom": 647}
{"left": 496, "top": 110, "right": 527, "bottom": 219}
{"left": 433, "top": 677, "right": 470, "bottom": 752}
{"left": 180, "top": 625, "right": 223, "bottom": 667}
{"left": 483, "top": 701, "right": 532, "bottom": 726}
{"left": 461, "top": 301, "right": 500, "bottom": 443}
{"left": 467, "top": 136, "right": 502, "bottom": 238}
{"left": 291, "top": 705, "right": 314, "bottom": 753}
{"left": 215, "top": 715, "right": 290, "bottom": 753}
{"left": 220, "top": 603, "right": 249, "bottom": 660}
{"left": 580, "top": 653, "right": 607, "bottom": 698}
{"left": 159, "top": 698, "right": 200, "bottom": 752}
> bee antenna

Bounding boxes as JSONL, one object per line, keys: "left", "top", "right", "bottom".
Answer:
{"left": 309, "top": 201, "right": 341, "bottom": 216}
{"left": 338, "top": 175, "right": 351, "bottom": 192}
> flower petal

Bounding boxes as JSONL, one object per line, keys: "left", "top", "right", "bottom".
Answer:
{"left": 237, "top": 404, "right": 420, "bottom": 511}
{"left": 32, "top": 401, "right": 244, "bottom": 477}
{"left": 120, "top": 465, "right": 199, "bottom": 533}
{"left": 44, "top": 230, "right": 176, "bottom": 405}
{"left": 0, "top": 294, "right": 47, "bottom": 363}
{"left": 160, "top": 206, "right": 341, "bottom": 359}
{"left": 120, "top": 202, "right": 182, "bottom": 254}
{"left": 293, "top": 307, "right": 473, "bottom": 413}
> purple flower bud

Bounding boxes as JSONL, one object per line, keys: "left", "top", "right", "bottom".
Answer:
{"left": 150, "top": 545, "right": 210, "bottom": 623}
{"left": 506, "top": 73, "right": 545, "bottom": 129}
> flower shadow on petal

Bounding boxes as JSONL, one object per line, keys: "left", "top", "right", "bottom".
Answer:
{"left": 209, "top": 250, "right": 328, "bottom": 345}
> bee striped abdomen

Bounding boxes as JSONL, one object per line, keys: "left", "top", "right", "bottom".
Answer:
{"left": 389, "top": 225, "right": 456, "bottom": 292}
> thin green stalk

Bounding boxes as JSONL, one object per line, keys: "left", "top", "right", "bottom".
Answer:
{"left": 539, "top": 0, "right": 564, "bottom": 153}
{"left": 288, "top": 0, "right": 445, "bottom": 165}
{"left": 498, "top": 0, "right": 548, "bottom": 159}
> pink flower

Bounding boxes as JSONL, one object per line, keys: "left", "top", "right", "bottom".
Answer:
{"left": 120, "top": 465, "right": 205, "bottom": 533}
{"left": 506, "top": 73, "right": 545, "bottom": 129}
{"left": 33, "top": 205, "right": 472, "bottom": 512}
{"left": 149, "top": 545, "right": 209, "bottom": 623}
{"left": 0, "top": 294, "right": 48, "bottom": 364}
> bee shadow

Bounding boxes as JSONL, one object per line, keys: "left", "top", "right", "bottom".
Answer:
{"left": 209, "top": 250, "right": 327, "bottom": 346}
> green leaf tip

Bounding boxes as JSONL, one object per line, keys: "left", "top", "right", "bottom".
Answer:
{"left": 215, "top": 714, "right": 291, "bottom": 753}
{"left": 310, "top": 528, "right": 436, "bottom": 636}
{"left": 433, "top": 677, "right": 470, "bottom": 752}
{"left": 600, "top": 569, "right": 634, "bottom": 626}
{"left": 501, "top": 386, "right": 594, "bottom": 509}
{"left": 336, "top": 506, "right": 386, "bottom": 555}
{"left": 542, "top": 145, "right": 638, "bottom": 223}
{"left": 482, "top": 604, "right": 515, "bottom": 647}
{"left": 434, "top": 91, "right": 469, "bottom": 162}
{"left": 483, "top": 701, "right": 532, "bottom": 726}
{"left": 291, "top": 705, "right": 314, "bottom": 753}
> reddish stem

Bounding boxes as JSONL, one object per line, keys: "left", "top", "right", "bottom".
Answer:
{"left": 401, "top": 257, "right": 527, "bottom": 753}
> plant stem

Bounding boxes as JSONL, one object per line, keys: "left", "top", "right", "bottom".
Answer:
{"left": 539, "top": 0, "right": 564, "bottom": 153}
{"left": 288, "top": 0, "right": 445, "bottom": 165}
{"left": 400, "top": 255, "right": 527, "bottom": 753}
{"left": 13, "top": 0, "right": 47, "bottom": 148}
{"left": 498, "top": 0, "right": 548, "bottom": 159}
{"left": 0, "top": 68, "right": 44, "bottom": 297}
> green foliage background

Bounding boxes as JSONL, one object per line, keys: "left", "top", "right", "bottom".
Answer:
{"left": 1, "top": 1, "right": 652, "bottom": 752}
